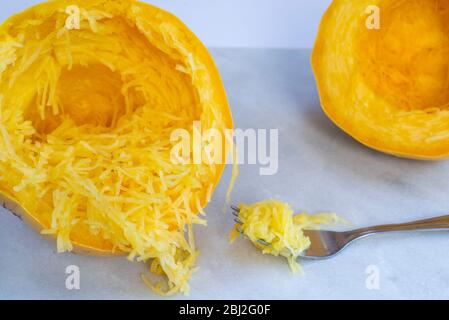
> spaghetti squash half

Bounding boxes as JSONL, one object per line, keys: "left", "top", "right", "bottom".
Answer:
{"left": 312, "top": 0, "right": 449, "bottom": 159}
{"left": 0, "top": 0, "right": 232, "bottom": 295}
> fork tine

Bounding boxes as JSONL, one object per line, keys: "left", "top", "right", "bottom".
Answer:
{"left": 237, "top": 227, "right": 269, "bottom": 247}
{"left": 231, "top": 205, "right": 240, "bottom": 218}
{"left": 234, "top": 218, "right": 243, "bottom": 224}
{"left": 257, "top": 239, "right": 270, "bottom": 246}
{"left": 231, "top": 205, "right": 240, "bottom": 212}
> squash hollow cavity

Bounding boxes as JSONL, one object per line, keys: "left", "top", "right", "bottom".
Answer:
{"left": 357, "top": 0, "right": 449, "bottom": 112}
{"left": 20, "top": 15, "right": 202, "bottom": 137}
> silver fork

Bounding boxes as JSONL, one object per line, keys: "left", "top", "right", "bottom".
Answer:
{"left": 231, "top": 206, "right": 449, "bottom": 259}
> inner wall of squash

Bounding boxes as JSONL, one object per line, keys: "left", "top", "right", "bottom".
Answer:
{"left": 357, "top": 0, "right": 449, "bottom": 112}
{"left": 0, "top": 9, "right": 215, "bottom": 254}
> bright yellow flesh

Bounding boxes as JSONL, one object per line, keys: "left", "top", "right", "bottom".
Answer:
{"left": 0, "top": 0, "right": 232, "bottom": 295}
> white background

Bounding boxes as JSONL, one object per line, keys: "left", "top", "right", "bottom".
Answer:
{"left": 1, "top": 0, "right": 333, "bottom": 48}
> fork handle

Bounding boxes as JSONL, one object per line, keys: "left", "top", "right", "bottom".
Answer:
{"left": 346, "top": 214, "right": 449, "bottom": 242}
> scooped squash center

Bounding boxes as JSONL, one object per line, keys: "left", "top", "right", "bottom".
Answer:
{"left": 57, "top": 64, "right": 127, "bottom": 128}
{"left": 29, "top": 64, "right": 128, "bottom": 134}
{"left": 21, "top": 16, "right": 202, "bottom": 137}
{"left": 358, "top": 0, "right": 449, "bottom": 112}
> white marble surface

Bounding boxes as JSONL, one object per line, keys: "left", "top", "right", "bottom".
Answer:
{"left": 2, "top": 49, "right": 449, "bottom": 300}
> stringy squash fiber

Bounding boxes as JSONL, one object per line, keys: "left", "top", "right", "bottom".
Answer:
{"left": 0, "top": 0, "right": 232, "bottom": 295}
{"left": 312, "top": 0, "right": 449, "bottom": 159}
